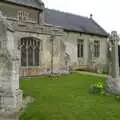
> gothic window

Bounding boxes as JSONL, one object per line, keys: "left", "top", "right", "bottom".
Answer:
{"left": 35, "top": 47, "right": 40, "bottom": 66}
{"left": 77, "top": 39, "right": 84, "bottom": 57}
{"left": 17, "top": 11, "right": 23, "bottom": 24}
{"left": 17, "top": 11, "right": 29, "bottom": 23}
{"left": 17, "top": 11, "right": 37, "bottom": 23}
{"left": 20, "top": 37, "right": 40, "bottom": 67}
{"left": 21, "top": 46, "right": 27, "bottom": 66}
{"left": 94, "top": 40, "right": 100, "bottom": 57}
{"left": 24, "top": 11, "right": 29, "bottom": 21}
{"left": 28, "top": 47, "right": 33, "bottom": 66}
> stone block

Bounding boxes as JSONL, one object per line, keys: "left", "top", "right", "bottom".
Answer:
{"left": 106, "top": 76, "right": 120, "bottom": 95}
{"left": 0, "top": 90, "right": 23, "bottom": 111}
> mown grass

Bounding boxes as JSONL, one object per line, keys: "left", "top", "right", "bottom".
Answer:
{"left": 20, "top": 73, "right": 120, "bottom": 120}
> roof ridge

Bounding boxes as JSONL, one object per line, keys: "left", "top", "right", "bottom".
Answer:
{"left": 45, "top": 8, "right": 89, "bottom": 20}
{"left": 45, "top": 8, "right": 108, "bottom": 37}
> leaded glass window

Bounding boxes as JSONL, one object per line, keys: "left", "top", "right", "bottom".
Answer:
{"left": 21, "top": 46, "right": 27, "bottom": 66}
{"left": 28, "top": 47, "right": 33, "bottom": 66}
{"left": 77, "top": 39, "right": 84, "bottom": 57}
{"left": 20, "top": 37, "right": 40, "bottom": 67}
{"left": 35, "top": 47, "right": 40, "bottom": 66}
{"left": 94, "top": 40, "right": 100, "bottom": 57}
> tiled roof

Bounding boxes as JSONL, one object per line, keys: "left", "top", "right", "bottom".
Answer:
{"left": 44, "top": 9, "right": 108, "bottom": 37}
{"left": 2, "top": 1, "right": 108, "bottom": 37}
{"left": 4, "top": 0, "right": 44, "bottom": 10}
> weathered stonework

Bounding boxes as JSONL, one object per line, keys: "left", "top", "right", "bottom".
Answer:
{"left": 0, "top": 0, "right": 109, "bottom": 116}
{"left": 0, "top": 12, "right": 22, "bottom": 112}
{"left": 63, "top": 31, "right": 108, "bottom": 72}
{"left": 106, "top": 31, "right": 120, "bottom": 95}
{"left": 0, "top": 1, "right": 108, "bottom": 77}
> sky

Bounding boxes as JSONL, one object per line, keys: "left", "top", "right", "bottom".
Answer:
{"left": 43, "top": 0, "right": 120, "bottom": 34}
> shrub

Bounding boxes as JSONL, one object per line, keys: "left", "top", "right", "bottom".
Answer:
{"left": 89, "top": 80, "right": 105, "bottom": 95}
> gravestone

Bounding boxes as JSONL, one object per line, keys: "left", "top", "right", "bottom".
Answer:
{"left": 0, "top": 11, "right": 22, "bottom": 114}
{"left": 106, "top": 31, "right": 120, "bottom": 95}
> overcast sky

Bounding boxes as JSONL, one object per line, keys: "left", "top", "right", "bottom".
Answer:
{"left": 43, "top": 0, "right": 120, "bottom": 34}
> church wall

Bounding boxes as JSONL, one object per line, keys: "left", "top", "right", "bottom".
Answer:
{"left": 14, "top": 29, "right": 108, "bottom": 76}
{"left": 14, "top": 31, "right": 66, "bottom": 76}
{"left": 0, "top": 2, "right": 39, "bottom": 23}
{"left": 63, "top": 31, "right": 108, "bottom": 72}
{"left": 0, "top": 1, "right": 108, "bottom": 75}
{"left": 14, "top": 31, "right": 48, "bottom": 76}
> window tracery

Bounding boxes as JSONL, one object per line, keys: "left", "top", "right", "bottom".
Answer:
{"left": 94, "top": 40, "right": 100, "bottom": 57}
{"left": 20, "top": 37, "right": 40, "bottom": 67}
{"left": 77, "top": 39, "right": 84, "bottom": 58}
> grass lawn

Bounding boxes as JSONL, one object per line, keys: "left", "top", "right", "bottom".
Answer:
{"left": 20, "top": 73, "right": 120, "bottom": 120}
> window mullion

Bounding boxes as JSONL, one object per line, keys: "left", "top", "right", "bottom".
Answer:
{"left": 33, "top": 47, "right": 35, "bottom": 66}
{"left": 80, "top": 42, "right": 82, "bottom": 57}
{"left": 26, "top": 40, "right": 28, "bottom": 67}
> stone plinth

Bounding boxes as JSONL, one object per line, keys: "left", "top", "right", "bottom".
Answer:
{"left": 0, "top": 112, "right": 19, "bottom": 120}
{"left": 106, "top": 76, "right": 120, "bottom": 95}
{"left": 0, "top": 90, "right": 22, "bottom": 111}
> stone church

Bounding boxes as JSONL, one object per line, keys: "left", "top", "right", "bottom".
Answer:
{"left": 0, "top": 0, "right": 108, "bottom": 77}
